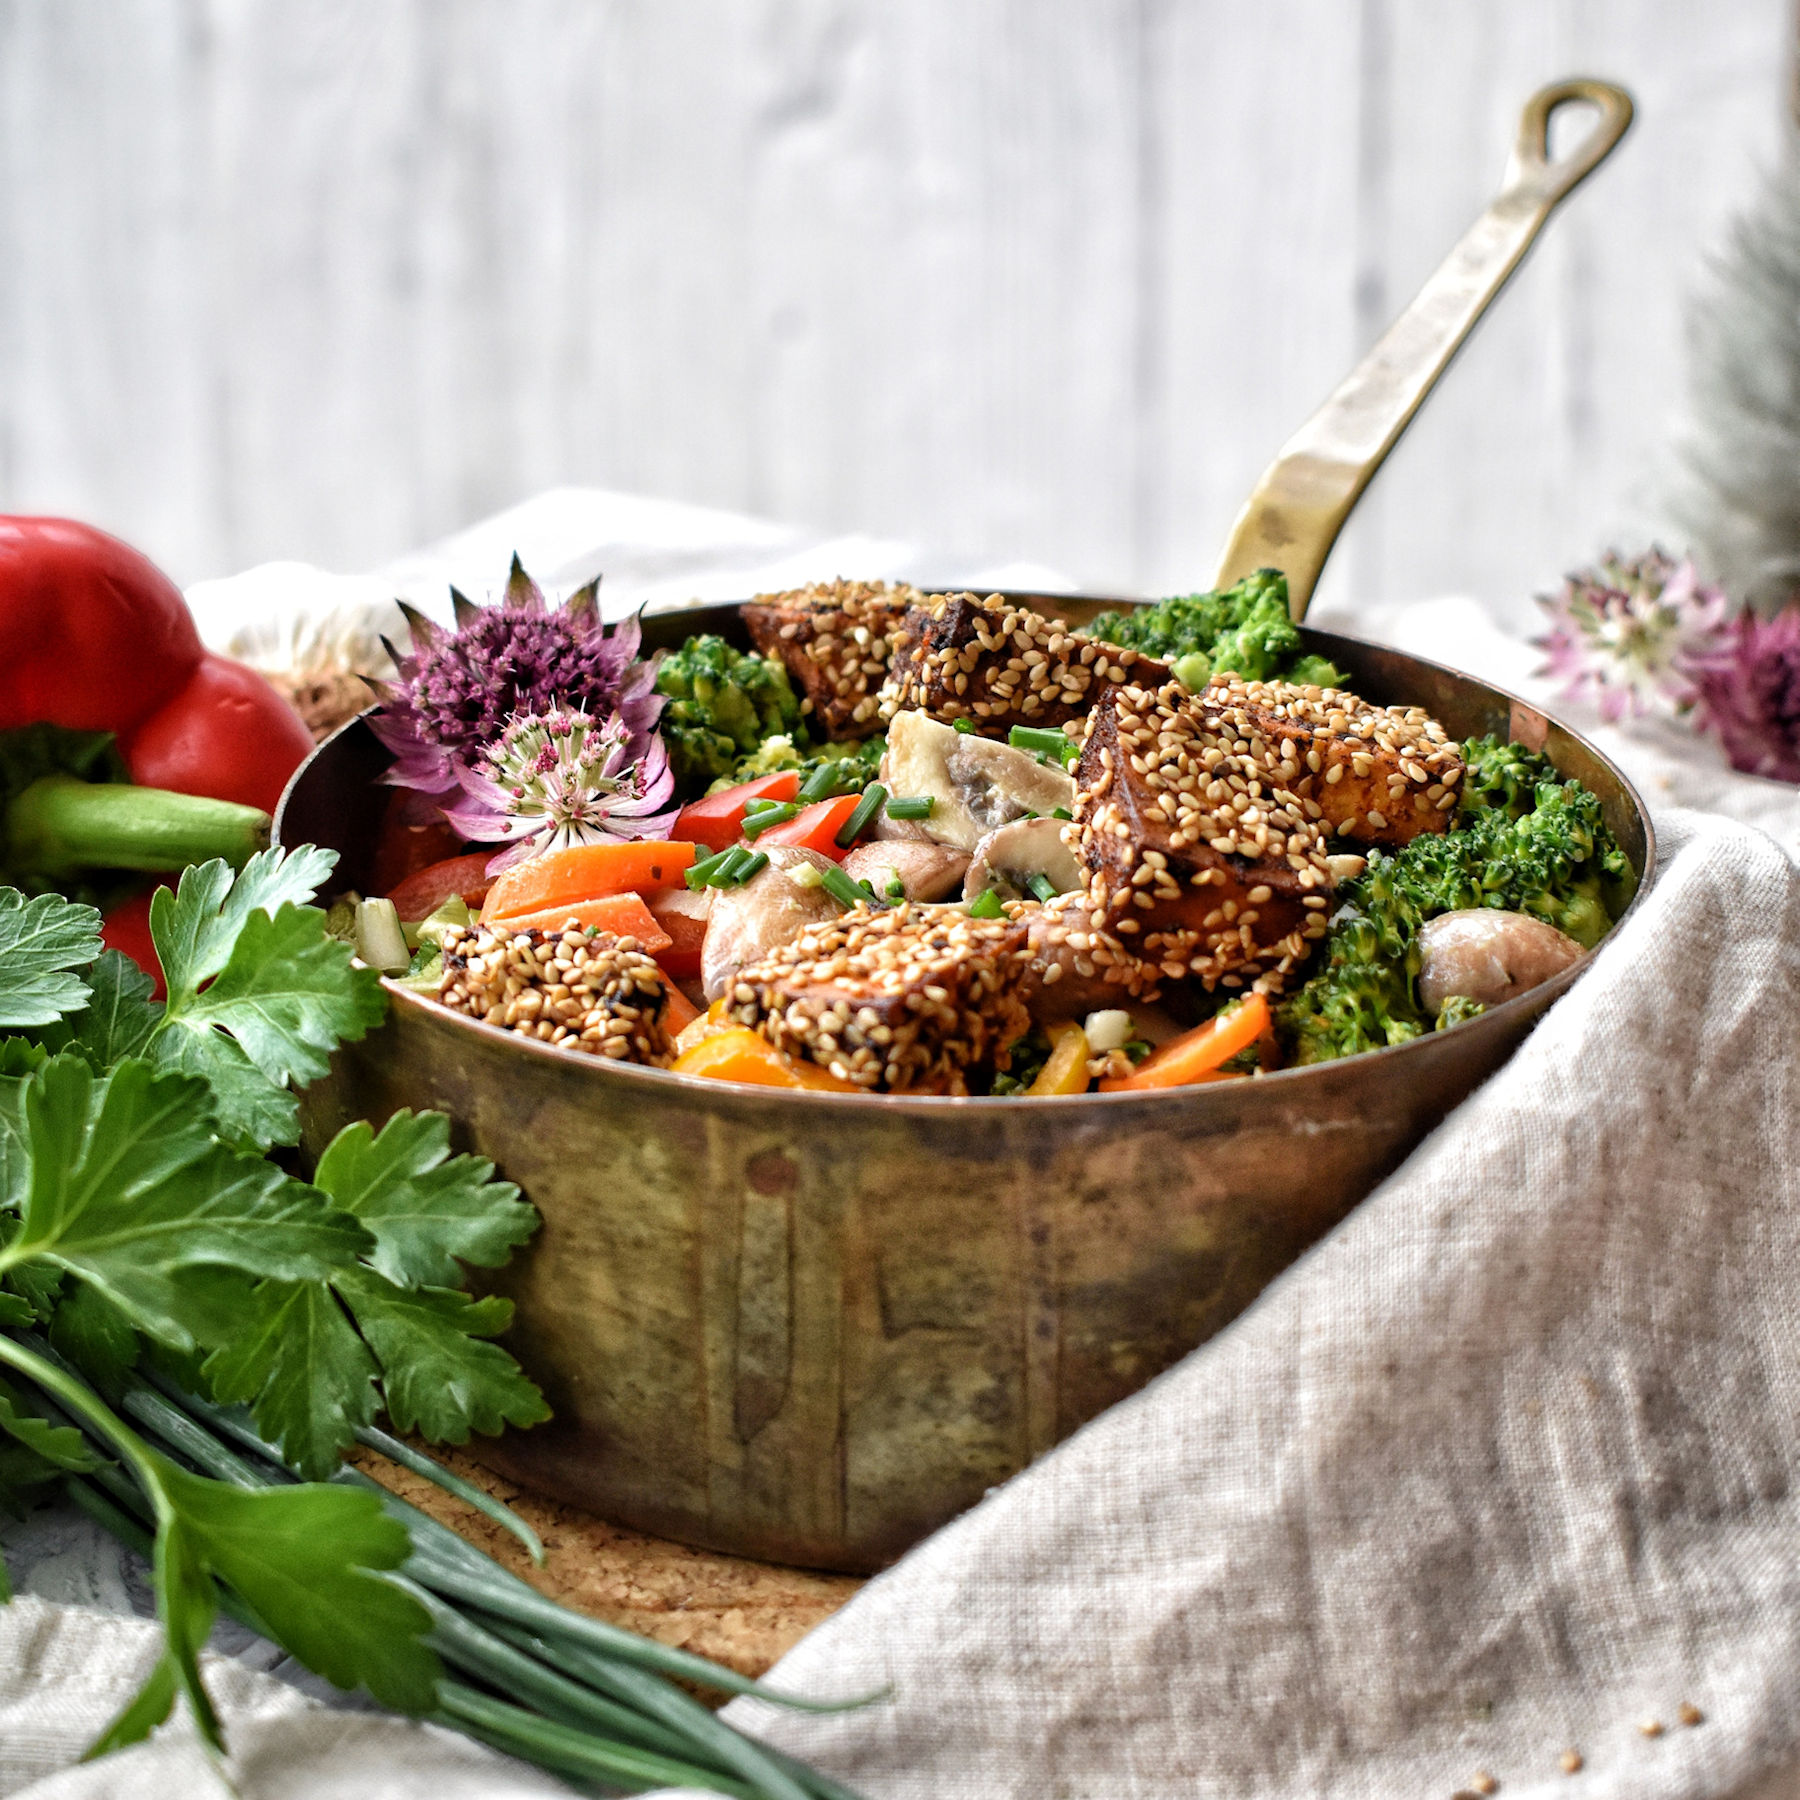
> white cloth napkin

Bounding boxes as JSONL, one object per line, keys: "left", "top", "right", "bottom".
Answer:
{"left": 9, "top": 488, "right": 1800, "bottom": 1798}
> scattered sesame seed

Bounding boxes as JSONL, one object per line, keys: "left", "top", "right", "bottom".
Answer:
{"left": 1677, "top": 1702, "right": 1704, "bottom": 1728}
{"left": 1639, "top": 1719, "right": 1664, "bottom": 1739}
{"left": 1559, "top": 1750, "right": 1582, "bottom": 1775}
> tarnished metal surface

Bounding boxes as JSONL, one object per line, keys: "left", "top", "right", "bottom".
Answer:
{"left": 281, "top": 610, "right": 1654, "bottom": 1571}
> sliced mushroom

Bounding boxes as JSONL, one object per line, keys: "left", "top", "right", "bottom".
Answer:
{"left": 880, "top": 709, "right": 1076, "bottom": 851}
{"left": 1417, "top": 908, "right": 1585, "bottom": 1015}
{"left": 839, "top": 839, "right": 970, "bottom": 902}
{"left": 963, "top": 817, "right": 1084, "bottom": 901}
{"left": 701, "top": 846, "right": 843, "bottom": 1003}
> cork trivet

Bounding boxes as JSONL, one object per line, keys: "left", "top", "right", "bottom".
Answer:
{"left": 352, "top": 1442, "right": 864, "bottom": 1683}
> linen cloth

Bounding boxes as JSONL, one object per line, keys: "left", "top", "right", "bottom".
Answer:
{"left": 7, "top": 488, "right": 1800, "bottom": 1799}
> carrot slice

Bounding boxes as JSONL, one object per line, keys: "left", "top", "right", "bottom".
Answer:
{"left": 482, "top": 841, "right": 698, "bottom": 923}
{"left": 675, "top": 772, "right": 803, "bottom": 854}
{"left": 753, "top": 794, "right": 861, "bottom": 859}
{"left": 671, "top": 1026, "right": 858, "bottom": 1092}
{"left": 660, "top": 980, "right": 701, "bottom": 1035}
{"left": 1098, "top": 993, "right": 1269, "bottom": 1092}
{"left": 485, "top": 892, "right": 672, "bottom": 956}
{"left": 386, "top": 853, "right": 496, "bottom": 923}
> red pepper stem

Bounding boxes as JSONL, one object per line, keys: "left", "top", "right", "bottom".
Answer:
{"left": 6, "top": 774, "right": 269, "bottom": 879}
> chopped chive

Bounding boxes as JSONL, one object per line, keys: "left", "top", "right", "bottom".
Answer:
{"left": 885, "top": 795, "right": 935, "bottom": 820}
{"left": 1026, "top": 873, "right": 1059, "bottom": 904}
{"left": 968, "top": 887, "right": 1006, "bottom": 920}
{"left": 834, "top": 783, "right": 888, "bottom": 848}
{"left": 1008, "top": 725, "right": 1080, "bottom": 767}
{"left": 884, "top": 875, "right": 906, "bottom": 902}
{"left": 797, "top": 762, "right": 841, "bottom": 804}
{"left": 736, "top": 850, "right": 770, "bottom": 884}
{"left": 706, "top": 847, "right": 754, "bottom": 888}
{"left": 741, "top": 796, "right": 785, "bottom": 816}
{"left": 1052, "top": 806, "right": 1072, "bottom": 820}
{"left": 952, "top": 718, "right": 975, "bottom": 734}
{"left": 683, "top": 850, "right": 730, "bottom": 891}
{"left": 741, "top": 801, "right": 799, "bottom": 839}
{"left": 819, "top": 863, "right": 873, "bottom": 910}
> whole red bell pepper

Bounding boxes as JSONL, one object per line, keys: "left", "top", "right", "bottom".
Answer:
{"left": 0, "top": 517, "right": 316, "bottom": 922}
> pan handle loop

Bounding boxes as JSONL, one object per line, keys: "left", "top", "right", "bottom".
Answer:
{"left": 1211, "top": 77, "right": 1634, "bottom": 620}
{"left": 1507, "top": 78, "right": 1635, "bottom": 205}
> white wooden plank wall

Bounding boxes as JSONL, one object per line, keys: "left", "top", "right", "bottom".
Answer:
{"left": 0, "top": 1, "right": 1787, "bottom": 632}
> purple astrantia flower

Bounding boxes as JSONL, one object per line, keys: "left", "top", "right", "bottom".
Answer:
{"left": 1685, "top": 606, "right": 1800, "bottom": 784}
{"left": 443, "top": 706, "right": 678, "bottom": 871}
{"left": 1533, "top": 549, "right": 1729, "bottom": 723}
{"left": 369, "top": 555, "right": 660, "bottom": 812}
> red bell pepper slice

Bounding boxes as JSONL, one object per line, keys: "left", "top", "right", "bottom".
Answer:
{"left": 674, "top": 771, "right": 802, "bottom": 853}
{"left": 753, "top": 794, "right": 861, "bottom": 858}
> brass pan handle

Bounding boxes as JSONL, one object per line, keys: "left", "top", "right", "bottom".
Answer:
{"left": 1212, "top": 77, "right": 1634, "bottom": 619}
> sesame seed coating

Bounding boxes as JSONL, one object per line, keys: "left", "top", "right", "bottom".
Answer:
{"left": 879, "top": 591, "right": 1168, "bottom": 737}
{"left": 727, "top": 902, "right": 1034, "bottom": 1093}
{"left": 1070, "top": 681, "right": 1335, "bottom": 994}
{"left": 742, "top": 578, "right": 919, "bottom": 739}
{"left": 1020, "top": 888, "right": 1164, "bottom": 1018}
{"left": 437, "top": 923, "right": 676, "bottom": 1065}
{"left": 1204, "top": 674, "right": 1465, "bottom": 847}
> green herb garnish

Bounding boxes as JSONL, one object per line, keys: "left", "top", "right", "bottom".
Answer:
{"left": 835, "top": 783, "right": 889, "bottom": 849}
{"left": 1007, "top": 726, "right": 1080, "bottom": 768}
{"left": 885, "top": 795, "right": 934, "bottom": 820}
{"left": 968, "top": 888, "right": 1007, "bottom": 920}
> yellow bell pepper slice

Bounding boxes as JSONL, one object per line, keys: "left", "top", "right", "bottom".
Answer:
{"left": 671, "top": 1026, "right": 859, "bottom": 1092}
{"left": 1027, "top": 1023, "right": 1091, "bottom": 1095}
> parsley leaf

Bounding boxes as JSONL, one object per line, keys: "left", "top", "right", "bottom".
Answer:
{"left": 313, "top": 1110, "right": 538, "bottom": 1288}
{"left": 67, "top": 950, "right": 161, "bottom": 1068}
{"left": 206, "top": 1113, "right": 548, "bottom": 1476}
{"left": 202, "top": 1277, "right": 380, "bottom": 1478}
{"left": 150, "top": 1023, "right": 299, "bottom": 1153}
{"left": 162, "top": 1464, "right": 436, "bottom": 1712}
{"left": 0, "top": 890, "right": 102, "bottom": 1027}
{"left": 335, "top": 1269, "right": 550, "bottom": 1443}
{"left": 0, "top": 1055, "right": 371, "bottom": 1351}
{"left": 139, "top": 851, "right": 382, "bottom": 1150}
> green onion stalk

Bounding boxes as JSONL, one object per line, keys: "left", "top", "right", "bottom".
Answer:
{"left": 11, "top": 1338, "right": 872, "bottom": 1800}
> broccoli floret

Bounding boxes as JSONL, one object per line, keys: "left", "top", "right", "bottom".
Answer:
{"left": 1086, "top": 569, "right": 1349, "bottom": 691}
{"left": 1279, "top": 743, "right": 1633, "bottom": 1064}
{"left": 655, "top": 636, "right": 808, "bottom": 798}
{"left": 1435, "top": 995, "right": 1487, "bottom": 1030}
{"left": 709, "top": 732, "right": 887, "bottom": 797}
{"left": 1458, "top": 734, "right": 1553, "bottom": 823}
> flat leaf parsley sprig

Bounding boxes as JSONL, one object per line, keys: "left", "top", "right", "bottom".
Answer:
{"left": 0, "top": 853, "right": 867, "bottom": 1797}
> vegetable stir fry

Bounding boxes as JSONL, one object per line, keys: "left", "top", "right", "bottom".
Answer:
{"left": 367, "top": 564, "right": 1631, "bottom": 1097}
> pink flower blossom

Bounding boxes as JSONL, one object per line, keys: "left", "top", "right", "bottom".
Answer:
{"left": 368, "top": 555, "right": 660, "bottom": 814}
{"left": 1685, "top": 605, "right": 1800, "bottom": 784}
{"left": 1533, "top": 550, "right": 1729, "bottom": 723}
{"left": 443, "top": 706, "right": 677, "bottom": 871}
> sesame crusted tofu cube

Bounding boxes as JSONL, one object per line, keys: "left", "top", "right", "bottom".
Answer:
{"left": 1071, "top": 682, "right": 1336, "bottom": 993}
{"left": 878, "top": 591, "right": 1168, "bottom": 736}
{"left": 1205, "top": 676, "right": 1464, "bottom": 847}
{"left": 727, "top": 903, "right": 1033, "bottom": 1094}
{"left": 741, "top": 578, "right": 917, "bottom": 739}
{"left": 437, "top": 923, "right": 676, "bottom": 1065}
